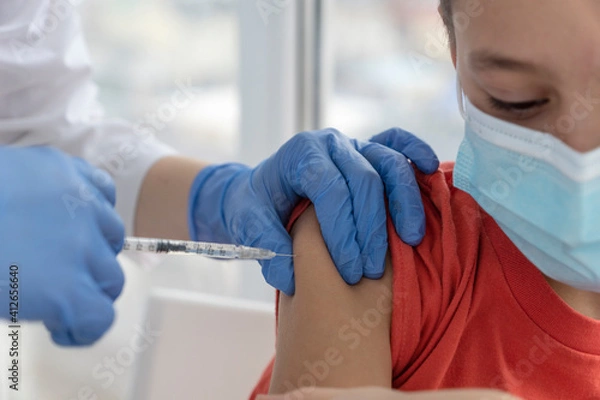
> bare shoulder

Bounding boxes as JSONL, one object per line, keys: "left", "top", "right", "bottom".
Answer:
{"left": 269, "top": 205, "right": 393, "bottom": 393}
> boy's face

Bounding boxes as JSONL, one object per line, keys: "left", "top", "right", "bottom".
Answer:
{"left": 452, "top": 0, "right": 600, "bottom": 153}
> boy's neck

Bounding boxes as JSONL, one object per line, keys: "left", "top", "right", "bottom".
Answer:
{"left": 545, "top": 276, "right": 600, "bottom": 320}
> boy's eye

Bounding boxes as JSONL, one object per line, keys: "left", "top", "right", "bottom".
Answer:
{"left": 487, "top": 97, "right": 549, "bottom": 118}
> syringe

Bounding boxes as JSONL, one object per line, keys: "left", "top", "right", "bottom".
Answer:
{"left": 122, "top": 237, "right": 288, "bottom": 260}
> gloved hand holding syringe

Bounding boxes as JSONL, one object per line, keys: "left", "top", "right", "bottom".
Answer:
{"left": 123, "top": 237, "right": 294, "bottom": 260}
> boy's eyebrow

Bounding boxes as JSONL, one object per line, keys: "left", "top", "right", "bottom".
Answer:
{"left": 468, "top": 49, "right": 541, "bottom": 73}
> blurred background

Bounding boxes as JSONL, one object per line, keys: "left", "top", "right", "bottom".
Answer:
{"left": 78, "top": 0, "right": 463, "bottom": 304}
{"left": 82, "top": 0, "right": 462, "bottom": 163}
{"left": 5, "top": 1, "right": 465, "bottom": 399}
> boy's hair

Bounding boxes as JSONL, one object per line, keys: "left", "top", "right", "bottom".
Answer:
{"left": 439, "top": 0, "right": 455, "bottom": 47}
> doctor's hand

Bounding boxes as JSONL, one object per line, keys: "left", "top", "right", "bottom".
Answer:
{"left": 0, "top": 146, "right": 125, "bottom": 346}
{"left": 189, "top": 128, "right": 439, "bottom": 295}
{"left": 257, "top": 387, "right": 520, "bottom": 400}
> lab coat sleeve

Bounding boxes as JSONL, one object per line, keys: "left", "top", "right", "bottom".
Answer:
{"left": 0, "top": 0, "right": 177, "bottom": 234}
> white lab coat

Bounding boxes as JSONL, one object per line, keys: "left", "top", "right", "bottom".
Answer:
{"left": 0, "top": 0, "right": 176, "bottom": 234}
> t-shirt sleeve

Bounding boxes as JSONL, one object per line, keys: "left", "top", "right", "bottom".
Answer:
{"left": 387, "top": 165, "right": 482, "bottom": 385}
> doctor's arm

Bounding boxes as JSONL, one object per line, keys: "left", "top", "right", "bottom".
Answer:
{"left": 134, "top": 156, "right": 207, "bottom": 240}
{"left": 0, "top": 0, "right": 441, "bottom": 297}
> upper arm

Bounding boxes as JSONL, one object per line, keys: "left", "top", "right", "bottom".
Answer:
{"left": 269, "top": 205, "right": 394, "bottom": 393}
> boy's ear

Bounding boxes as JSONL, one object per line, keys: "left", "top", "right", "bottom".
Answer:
{"left": 437, "top": 5, "right": 458, "bottom": 68}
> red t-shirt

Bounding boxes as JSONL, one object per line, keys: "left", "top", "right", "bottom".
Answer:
{"left": 250, "top": 162, "right": 600, "bottom": 399}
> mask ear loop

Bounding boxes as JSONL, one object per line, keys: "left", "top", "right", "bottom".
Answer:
{"left": 456, "top": 76, "right": 466, "bottom": 120}
{"left": 455, "top": 55, "right": 467, "bottom": 119}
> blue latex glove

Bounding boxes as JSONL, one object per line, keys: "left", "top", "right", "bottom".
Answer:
{"left": 0, "top": 146, "right": 125, "bottom": 346}
{"left": 189, "top": 128, "right": 439, "bottom": 295}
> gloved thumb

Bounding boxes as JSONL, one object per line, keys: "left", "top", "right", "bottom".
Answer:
{"left": 370, "top": 127, "right": 440, "bottom": 174}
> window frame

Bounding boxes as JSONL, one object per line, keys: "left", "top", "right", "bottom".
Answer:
{"left": 238, "top": 0, "right": 331, "bottom": 164}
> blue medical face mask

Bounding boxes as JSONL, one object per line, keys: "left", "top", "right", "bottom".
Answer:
{"left": 453, "top": 95, "right": 600, "bottom": 292}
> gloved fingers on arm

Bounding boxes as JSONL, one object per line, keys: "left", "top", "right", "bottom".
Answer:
{"left": 289, "top": 144, "right": 364, "bottom": 286}
{"left": 43, "top": 276, "right": 116, "bottom": 346}
{"left": 370, "top": 127, "right": 440, "bottom": 174}
{"left": 328, "top": 134, "right": 388, "bottom": 280}
{"left": 72, "top": 157, "right": 117, "bottom": 206}
{"left": 359, "top": 142, "right": 426, "bottom": 246}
